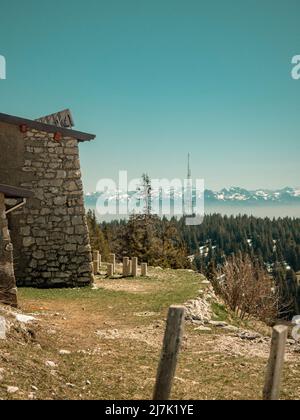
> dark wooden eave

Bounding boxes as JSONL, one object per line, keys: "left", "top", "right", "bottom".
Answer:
{"left": 0, "top": 183, "right": 34, "bottom": 198}
{"left": 0, "top": 112, "right": 96, "bottom": 142}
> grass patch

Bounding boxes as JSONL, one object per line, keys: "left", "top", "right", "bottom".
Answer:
{"left": 0, "top": 268, "right": 299, "bottom": 400}
{"left": 211, "top": 302, "right": 228, "bottom": 322}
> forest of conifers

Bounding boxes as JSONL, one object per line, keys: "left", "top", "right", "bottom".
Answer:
{"left": 87, "top": 211, "right": 300, "bottom": 318}
{"left": 88, "top": 211, "right": 300, "bottom": 273}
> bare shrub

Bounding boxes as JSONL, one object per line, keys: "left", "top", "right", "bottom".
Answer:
{"left": 211, "top": 254, "right": 279, "bottom": 324}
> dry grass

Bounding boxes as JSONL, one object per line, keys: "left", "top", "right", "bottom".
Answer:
{"left": 0, "top": 267, "right": 299, "bottom": 400}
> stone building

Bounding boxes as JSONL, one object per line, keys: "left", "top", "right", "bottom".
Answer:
{"left": 0, "top": 184, "right": 33, "bottom": 305}
{"left": 0, "top": 112, "right": 96, "bottom": 288}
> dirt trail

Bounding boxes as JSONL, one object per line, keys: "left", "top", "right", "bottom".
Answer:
{"left": 0, "top": 269, "right": 299, "bottom": 400}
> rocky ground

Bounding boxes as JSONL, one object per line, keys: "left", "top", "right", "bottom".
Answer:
{"left": 0, "top": 267, "right": 299, "bottom": 400}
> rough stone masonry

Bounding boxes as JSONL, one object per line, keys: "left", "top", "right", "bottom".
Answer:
{"left": 0, "top": 113, "right": 96, "bottom": 287}
{"left": 0, "top": 192, "right": 17, "bottom": 305}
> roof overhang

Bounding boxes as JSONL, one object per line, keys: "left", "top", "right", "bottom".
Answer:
{"left": 0, "top": 112, "right": 96, "bottom": 142}
{"left": 0, "top": 183, "right": 34, "bottom": 199}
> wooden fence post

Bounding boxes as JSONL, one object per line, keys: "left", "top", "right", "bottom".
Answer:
{"left": 141, "top": 263, "right": 148, "bottom": 277}
{"left": 153, "top": 305, "right": 185, "bottom": 400}
{"left": 93, "top": 251, "right": 100, "bottom": 274}
{"left": 263, "top": 325, "right": 288, "bottom": 400}
{"left": 132, "top": 257, "right": 138, "bottom": 277}
{"left": 109, "top": 253, "right": 116, "bottom": 274}
{"left": 93, "top": 261, "right": 98, "bottom": 275}
{"left": 128, "top": 260, "right": 132, "bottom": 276}
{"left": 123, "top": 257, "right": 129, "bottom": 277}
{"left": 107, "top": 263, "right": 114, "bottom": 277}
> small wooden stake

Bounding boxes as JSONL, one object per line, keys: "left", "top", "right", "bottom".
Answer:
{"left": 93, "top": 251, "right": 100, "bottom": 274}
{"left": 263, "top": 325, "right": 288, "bottom": 400}
{"left": 141, "top": 263, "right": 148, "bottom": 276}
{"left": 107, "top": 263, "right": 114, "bottom": 277}
{"left": 93, "top": 261, "right": 99, "bottom": 275}
{"left": 153, "top": 305, "right": 185, "bottom": 400}
{"left": 109, "top": 253, "right": 116, "bottom": 274}
{"left": 132, "top": 257, "right": 138, "bottom": 277}
{"left": 123, "top": 257, "right": 129, "bottom": 277}
{"left": 128, "top": 260, "right": 132, "bottom": 276}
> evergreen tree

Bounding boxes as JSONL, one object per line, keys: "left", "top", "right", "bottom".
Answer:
{"left": 86, "top": 210, "right": 110, "bottom": 260}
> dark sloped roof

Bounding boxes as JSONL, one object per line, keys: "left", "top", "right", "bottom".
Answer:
{"left": 0, "top": 112, "right": 96, "bottom": 142}
{"left": 0, "top": 184, "right": 34, "bottom": 198}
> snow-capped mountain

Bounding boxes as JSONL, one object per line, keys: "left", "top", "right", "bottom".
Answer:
{"left": 204, "top": 187, "right": 300, "bottom": 204}
{"left": 85, "top": 187, "right": 300, "bottom": 205}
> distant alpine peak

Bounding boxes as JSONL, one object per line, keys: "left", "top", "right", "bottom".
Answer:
{"left": 85, "top": 186, "right": 300, "bottom": 204}
{"left": 204, "top": 186, "right": 300, "bottom": 203}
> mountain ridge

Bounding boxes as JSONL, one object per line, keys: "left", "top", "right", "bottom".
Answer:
{"left": 85, "top": 186, "right": 300, "bottom": 205}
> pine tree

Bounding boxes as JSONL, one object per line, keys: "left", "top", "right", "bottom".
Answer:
{"left": 206, "top": 259, "right": 217, "bottom": 281}
{"left": 86, "top": 210, "right": 110, "bottom": 260}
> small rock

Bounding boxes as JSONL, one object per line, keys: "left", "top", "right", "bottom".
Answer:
{"left": 0, "top": 317, "right": 6, "bottom": 340}
{"left": 15, "top": 314, "right": 36, "bottom": 324}
{"left": 191, "top": 320, "right": 204, "bottom": 325}
{"left": 185, "top": 297, "right": 213, "bottom": 323}
{"left": 45, "top": 361, "right": 57, "bottom": 368}
{"left": 194, "top": 326, "right": 212, "bottom": 332}
{"left": 31, "top": 385, "right": 38, "bottom": 391}
{"left": 222, "top": 325, "right": 239, "bottom": 332}
{"left": 208, "top": 320, "right": 228, "bottom": 327}
{"left": 7, "top": 386, "right": 19, "bottom": 394}
{"left": 237, "top": 331, "right": 261, "bottom": 341}
{"left": 86, "top": 380, "right": 91, "bottom": 385}
{"left": 66, "top": 383, "right": 76, "bottom": 388}
{"left": 59, "top": 350, "right": 71, "bottom": 355}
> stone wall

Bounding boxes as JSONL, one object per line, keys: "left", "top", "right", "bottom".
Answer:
{"left": 0, "top": 192, "right": 17, "bottom": 306}
{"left": 0, "top": 124, "right": 93, "bottom": 287}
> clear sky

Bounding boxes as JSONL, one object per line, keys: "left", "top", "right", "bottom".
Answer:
{"left": 0, "top": 0, "right": 299, "bottom": 192}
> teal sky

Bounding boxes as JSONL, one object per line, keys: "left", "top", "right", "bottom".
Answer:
{"left": 0, "top": 0, "right": 299, "bottom": 192}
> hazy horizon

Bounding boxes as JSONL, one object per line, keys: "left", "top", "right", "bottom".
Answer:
{"left": 85, "top": 202, "right": 300, "bottom": 221}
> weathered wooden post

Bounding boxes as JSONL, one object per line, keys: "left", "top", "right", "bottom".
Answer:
{"left": 107, "top": 263, "right": 114, "bottom": 277}
{"left": 93, "top": 261, "right": 98, "bottom": 275}
{"left": 0, "top": 316, "right": 6, "bottom": 340}
{"left": 132, "top": 257, "right": 138, "bottom": 277}
{"left": 109, "top": 253, "right": 116, "bottom": 274}
{"left": 153, "top": 305, "right": 185, "bottom": 400}
{"left": 128, "top": 260, "right": 132, "bottom": 276}
{"left": 93, "top": 251, "right": 99, "bottom": 264}
{"left": 141, "top": 263, "right": 148, "bottom": 277}
{"left": 0, "top": 192, "right": 17, "bottom": 307}
{"left": 263, "top": 325, "right": 288, "bottom": 400}
{"left": 123, "top": 257, "right": 129, "bottom": 277}
{"left": 93, "top": 251, "right": 100, "bottom": 275}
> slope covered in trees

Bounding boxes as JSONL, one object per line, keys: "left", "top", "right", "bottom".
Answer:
{"left": 90, "top": 213, "right": 300, "bottom": 272}
{"left": 86, "top": 211, "right": 300, "bottom": 318}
